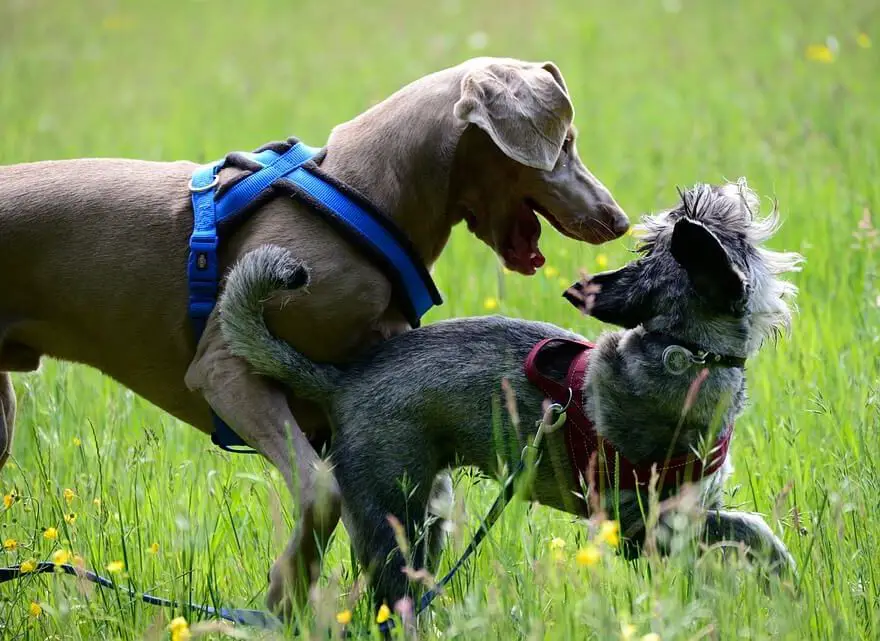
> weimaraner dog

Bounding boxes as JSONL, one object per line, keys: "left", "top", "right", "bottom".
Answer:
{"left": 0, "top": 57, "right": 627, "bottom": 616}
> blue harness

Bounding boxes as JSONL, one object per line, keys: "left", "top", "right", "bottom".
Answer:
{"left": 187, "top": 138, "right": 442, "bottom": 452}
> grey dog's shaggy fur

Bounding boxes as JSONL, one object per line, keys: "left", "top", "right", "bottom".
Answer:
{"left": 218, "top": 179, "right": 802, "bottom": 608}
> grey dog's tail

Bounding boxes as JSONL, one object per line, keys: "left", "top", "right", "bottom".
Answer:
{"left": 218, "top": 245, "right": 340, "bottom": 402}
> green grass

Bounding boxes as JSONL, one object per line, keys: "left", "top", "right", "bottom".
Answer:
{"left": 1, "top": 0, "right": 879, "bottom": 639}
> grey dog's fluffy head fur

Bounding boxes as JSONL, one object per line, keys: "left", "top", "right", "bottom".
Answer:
{"left": 567, "top": 178, "right": 803, "bottom": 360}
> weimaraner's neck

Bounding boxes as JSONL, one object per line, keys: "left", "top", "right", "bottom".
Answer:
{"left": 319, "top": 70, "right": 467, "bottom": 269}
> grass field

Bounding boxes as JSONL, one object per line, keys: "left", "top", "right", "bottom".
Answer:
{"left": 1, "top": 0, "right": 879, "bottom": 639}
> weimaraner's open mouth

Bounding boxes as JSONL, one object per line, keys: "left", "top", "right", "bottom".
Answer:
{"left": 530, "top": 198, "right": 627, "bottom": 246}
{"left": 495, "top": 198, "right": 625, "bottom": 275}
{"left": 500, "top": 200, "right": 546, "bottom": 275}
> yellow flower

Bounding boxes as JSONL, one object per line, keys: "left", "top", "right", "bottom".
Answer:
{"left": 856, "top": 33, "right": 871, "bottom": 49}
{"left": 64, "top": 512, "right": 77, "bottom": 525}
{"left": 3, "top": 538, "right": 17, "bottom": 551}
{"left": 595, "top": 254, "right": 609, "bottom": 269}
{"left": 93, "top": 498, "right": 101, "bottom": 508}
{"left": 376, "top": 603, "right": 391, "bottom": 624}
{"left": 105, "top": 560, "right": 124, "bottom": 573}
{"left": 336, "top": 609, "right": 352, "bottom": 625}
{"left": 147, "top": 542, "right": 160, "bottom": 554}
{"left": 29, "top": 601, "right": 42, "bottom": 618}
{"left": 805, "top": 44, "right": 835, "bottom": 63}
{"left": 576, "top": 544, "right": 601, "bottom": 567}
{"left": 642, "top": 634, "right": 661, "bottom": 641}
{"left": 20, "top": 559, "right": 37, "bottom": 573}
{"left": 43, "top": 527, "right": 58, "bottom": 541}
{"left": 3, "top": 493, "right": 14, "bottom": 509}
{"left": 621, "top": 623, "right": 638, "bottom": 640}
{"left": 51, "top": 549, "right": 70, "bottom": 566}
{"left": 63, "top": 488, "right": 76, "bottom": 505}
{"left": 599, "top": 520, "right": 621, "bottom": 547}
{"left": 544, "top": 266, "right": 559, "bottom": 279}
{"left": 168, "top": 616, "right": 191, "bottom": 641}
{"left": 548, "top": 536, "right": 566, "bottom": 560}
{"left": 72, "top": 437, "right": 82, "bottom": 447}
{"left": 482, "top": 297, "right": 499, "bottom": 311}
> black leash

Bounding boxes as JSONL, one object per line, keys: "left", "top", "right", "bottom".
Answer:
{"left": 0, "top": 562, "right": 281, "bottom": 628}
{"left": 0, "top": 402, "right": 569, "bottom": 634}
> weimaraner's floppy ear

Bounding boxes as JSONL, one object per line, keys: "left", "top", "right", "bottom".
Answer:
{"left": 453, "top": 61, "right": 574, "bottom": 172}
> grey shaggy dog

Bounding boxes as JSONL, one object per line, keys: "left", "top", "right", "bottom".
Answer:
{"left": 218, "top": 179, "right": 802, "bottom": 609}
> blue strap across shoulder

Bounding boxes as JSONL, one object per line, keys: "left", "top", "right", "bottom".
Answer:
{"left": 187, "top": 138, "right": 442, "bottom": 452}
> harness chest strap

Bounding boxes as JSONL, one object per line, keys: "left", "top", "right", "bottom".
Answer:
{"left": 523, "top": 338, "right": 733, "bottom": 499}
{"left": 187, "top": 138, "right": 443, "bottom": 451}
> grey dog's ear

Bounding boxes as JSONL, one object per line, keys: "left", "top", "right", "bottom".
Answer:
{"left": 671, "top": 218, "right": 747, "bottom": 314}
{"left": 453, "top": 61, "right": 574, "bottom": 171}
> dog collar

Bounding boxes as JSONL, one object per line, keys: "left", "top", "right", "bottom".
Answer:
{"left": 187, "top": 137, "right": 443, "bottom": 452}
{"left": 647, "top": 333, "right": 746, "bottom": 376}
{"left": 524, "top": 337, "right": 733, "bottom": 502}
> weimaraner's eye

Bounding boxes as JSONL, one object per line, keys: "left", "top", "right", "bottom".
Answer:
{"left": 561, "top": 133, "right": 574, "bottom": 154}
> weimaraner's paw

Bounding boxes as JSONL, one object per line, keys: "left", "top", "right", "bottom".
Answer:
{"left": 266, "top": 559, "right": 304, "bottom": 622}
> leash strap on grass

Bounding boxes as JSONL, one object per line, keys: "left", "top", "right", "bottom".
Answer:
{"left": 0, "top": 562, "right": 282, "bottom": 629}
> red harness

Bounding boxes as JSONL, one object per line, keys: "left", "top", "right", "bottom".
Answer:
{"left": 524, "top": 338, "right": 733, "bottom": 494}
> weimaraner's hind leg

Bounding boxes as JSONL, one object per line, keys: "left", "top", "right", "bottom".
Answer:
{"left": 0, "top": 372, "right": 15, "bottom": 472}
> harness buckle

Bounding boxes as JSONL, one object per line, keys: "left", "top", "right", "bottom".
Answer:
{"left": 190, "top": 230, "right": 219, "bottom": 251}
{"left": 189, "top": 230, "right": 219, "bottom": 274}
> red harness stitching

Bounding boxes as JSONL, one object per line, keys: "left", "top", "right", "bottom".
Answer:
{"left": 524, "top": 338, "right": 733, "bottom": 496}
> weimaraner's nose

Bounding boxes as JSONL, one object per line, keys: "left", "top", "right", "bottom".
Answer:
{"left": 612, "top": 211, "right": 630, "bottom": 236}
{"left": 600, "top": 203, "right": 630, "bottom": 238}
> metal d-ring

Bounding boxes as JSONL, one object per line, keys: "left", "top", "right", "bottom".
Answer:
{"left": 189, "top": 174, "right": 220, "bottom": 193}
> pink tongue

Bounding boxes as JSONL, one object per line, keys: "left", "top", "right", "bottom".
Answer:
{"left": 511, "top": 208, "right": 544, "bottom": 271}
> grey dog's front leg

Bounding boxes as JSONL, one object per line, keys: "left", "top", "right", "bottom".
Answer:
{"left": 703, "top": 509, "right": 795, "bottom": 575}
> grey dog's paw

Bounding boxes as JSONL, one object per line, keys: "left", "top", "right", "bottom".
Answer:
{"left": 704, "top": 509, "right": 797, "bottom": 578}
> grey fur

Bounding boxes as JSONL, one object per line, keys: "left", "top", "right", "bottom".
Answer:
{"left": 219, "top": 179, "right": 801, "bottom": 608}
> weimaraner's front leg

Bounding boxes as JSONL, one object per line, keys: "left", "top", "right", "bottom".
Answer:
{"left": 703, "top": 509, "right": 795, "bottom": 575}
{"left": 185, "top": 311, "right": 341, "bottom": 620}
